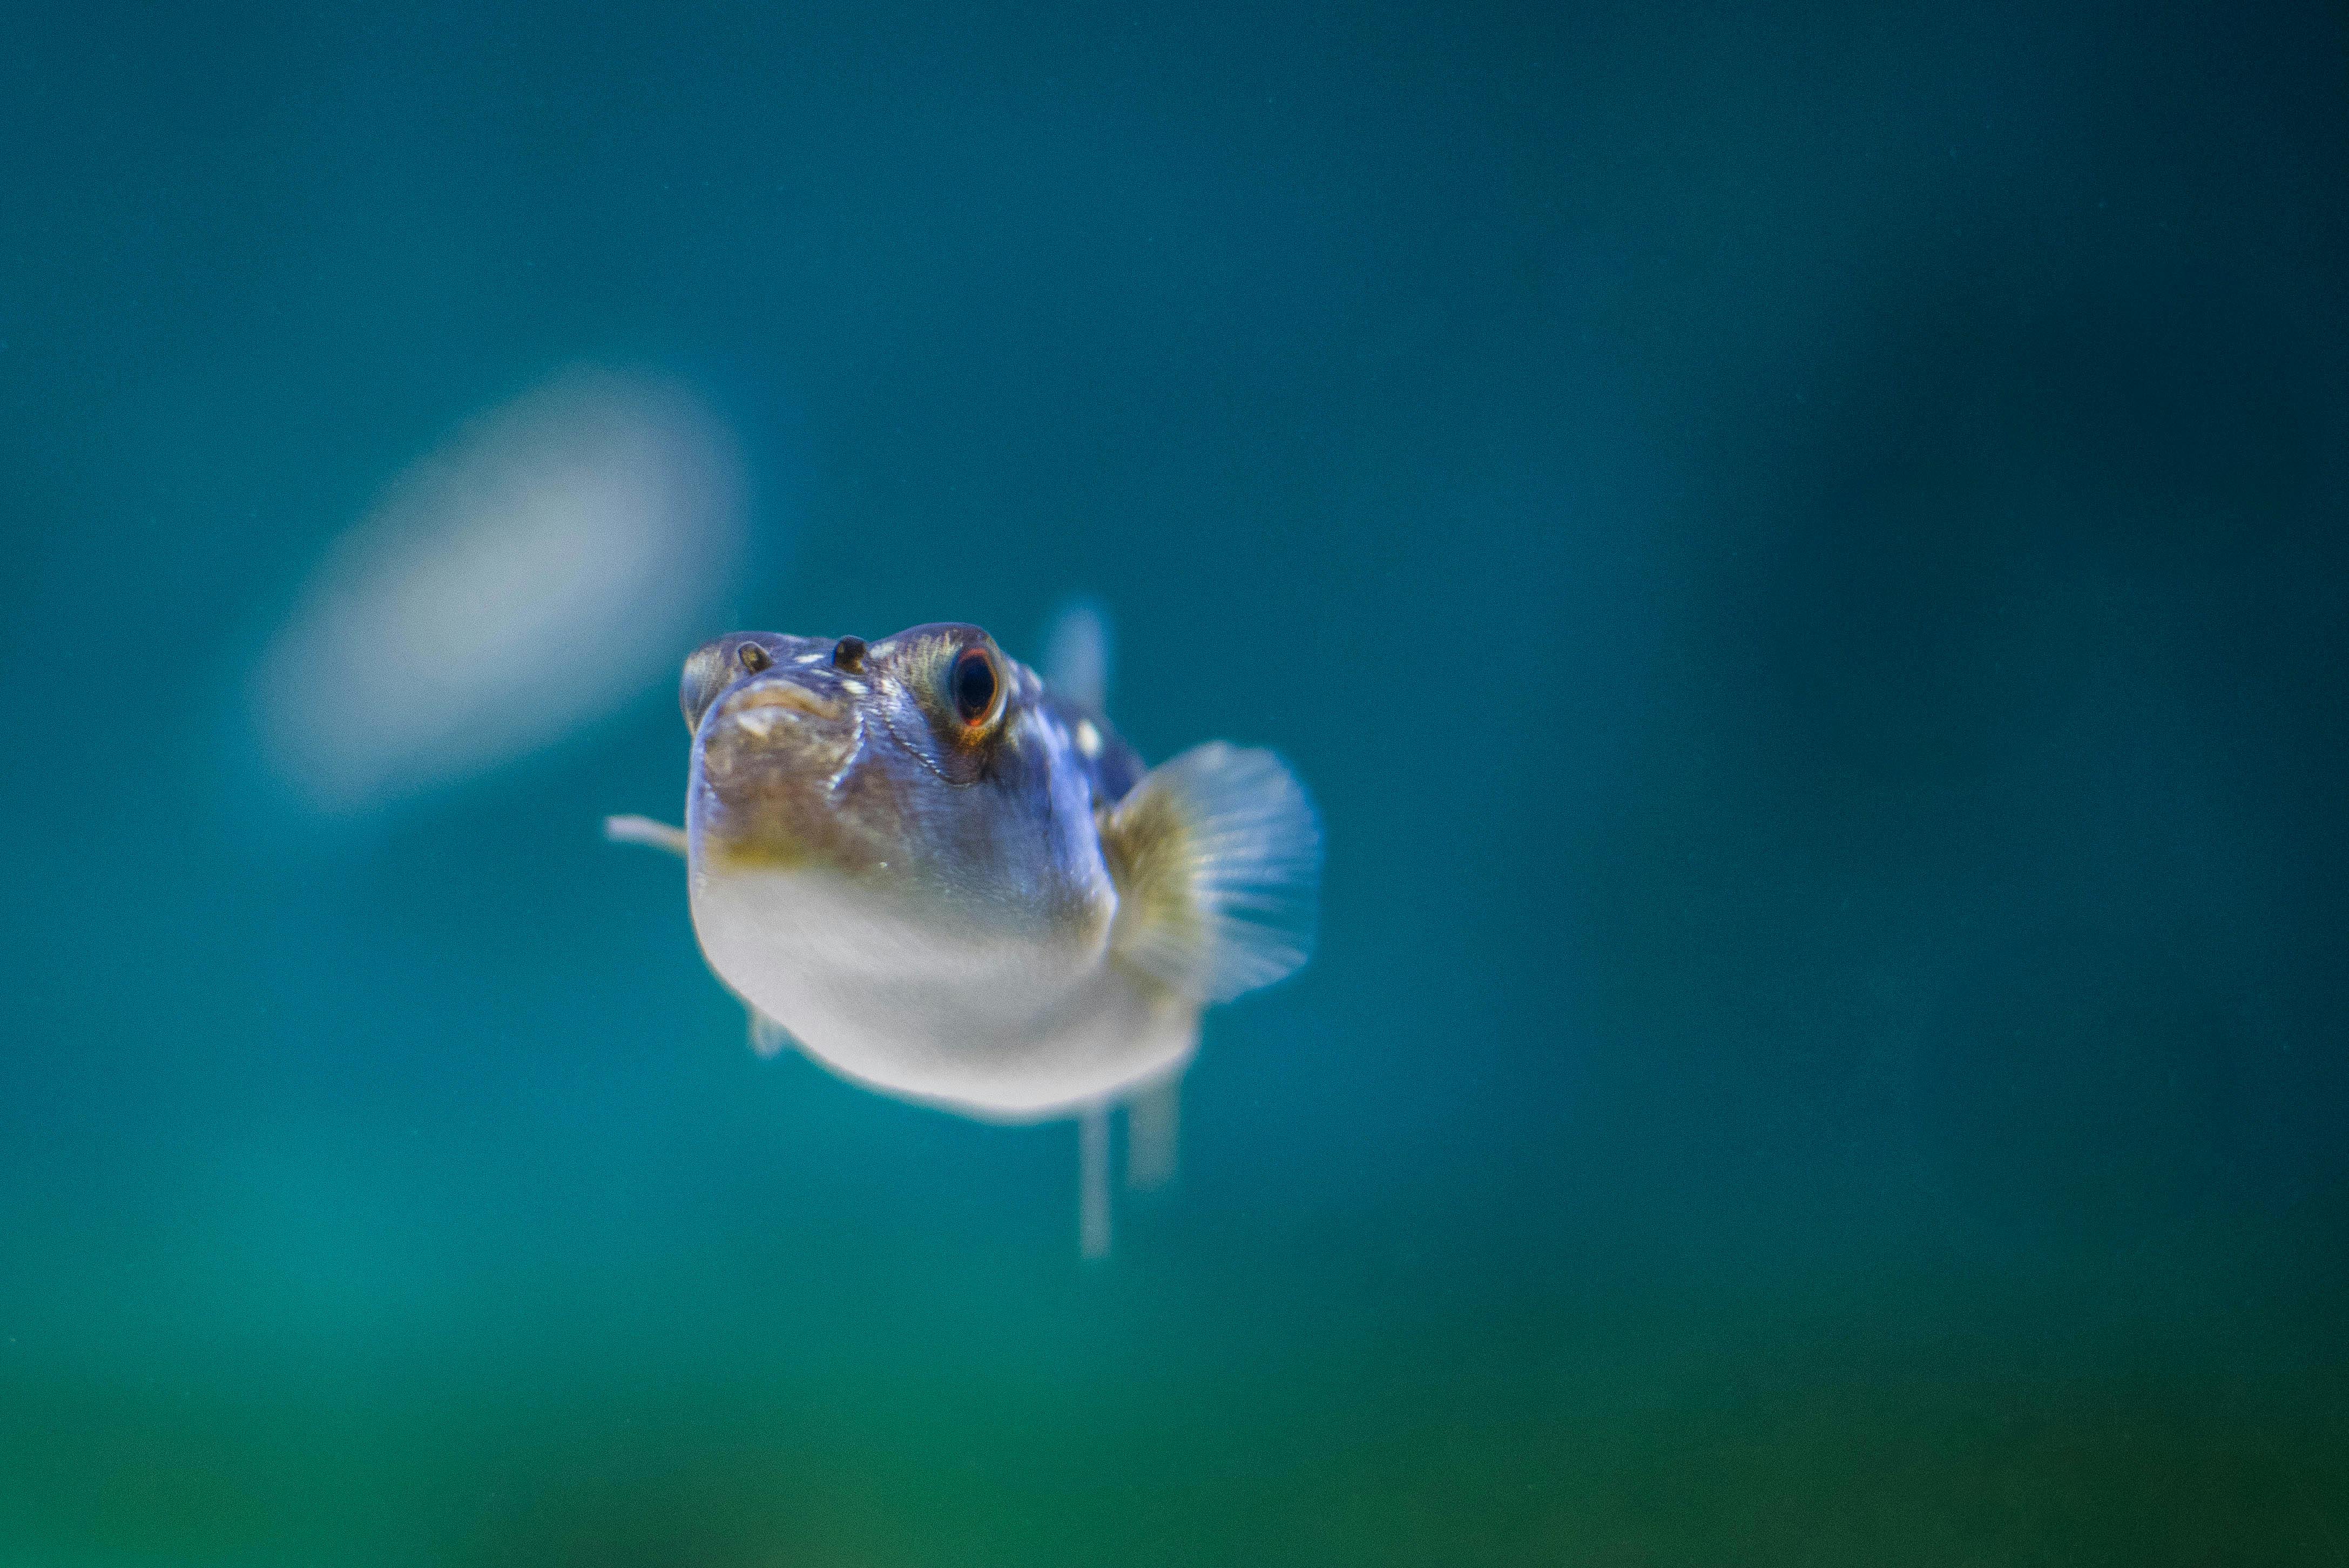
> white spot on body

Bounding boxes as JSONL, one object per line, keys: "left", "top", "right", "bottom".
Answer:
{"left": 869, "top": 641, "right": 896, "bottom": 660}
{"left": 840, "top": 679, "right": 868, "bottom": 696}
{"left": 794, "top": 652, "right": 823, "bottom": 664}
{"left": 1076, "top": 719, "right": 1102, "bottom": 758}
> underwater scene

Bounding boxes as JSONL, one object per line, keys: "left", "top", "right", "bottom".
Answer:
{"left": 3, "top": 2, "right": 2344, "bottom": 1563}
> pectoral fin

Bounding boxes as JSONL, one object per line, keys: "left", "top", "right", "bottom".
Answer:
{"left": 1099, "top": 742, "right": 1321, "bottom": 1004}
{"left": 604, "top": 814, "right": 688, "bottom": 856}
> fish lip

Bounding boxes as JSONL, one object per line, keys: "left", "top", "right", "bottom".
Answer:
{"left": 693, "top": 673, "right": 859, "bottom": 870}
{"left": 715, "top": 675, "right": 847, "bottom": 724}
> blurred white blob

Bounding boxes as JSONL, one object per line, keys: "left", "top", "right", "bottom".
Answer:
{"left": 255, "top": 367, "right": 744, "bottom": 812}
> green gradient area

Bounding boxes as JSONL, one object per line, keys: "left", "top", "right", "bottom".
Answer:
{"left": 6, "top": 1251, "right": 2343, "bottom": 1565}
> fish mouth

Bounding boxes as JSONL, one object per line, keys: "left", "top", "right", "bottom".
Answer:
{"left": 696, "top": 673, "right": 865, "bottom": 871}
{"left": 711, "top": 676, "right": 847, "bottom": 738}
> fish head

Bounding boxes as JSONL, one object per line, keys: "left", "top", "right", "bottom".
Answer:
{"left": 684, "top": 623, "right": 1111, "bottom": 945}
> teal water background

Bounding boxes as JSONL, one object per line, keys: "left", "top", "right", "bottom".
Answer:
{"left": 4, "top": 3, "right": 2346, "bottom": 1563}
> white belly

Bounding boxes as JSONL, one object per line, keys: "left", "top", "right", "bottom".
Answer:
{"left": 689, "top": 864, "right": 1197, "bottom": 1122}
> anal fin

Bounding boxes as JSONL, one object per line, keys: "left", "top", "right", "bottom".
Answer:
{"left": 1125, "top": 1074, "right": 1181, "bottom": 1191}
{"left": 747, "top": 1009, "right": 798, "bottom": 1058}
{"left": 1079, "top": 1104, "right": 1112, "bottom": 1260}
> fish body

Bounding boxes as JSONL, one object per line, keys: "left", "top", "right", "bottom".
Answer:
{"left": 613, "top": 610, "right": 1319, "bottom": 1249}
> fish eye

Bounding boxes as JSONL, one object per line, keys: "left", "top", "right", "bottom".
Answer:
{"left": 737, "top": 642, "right": 772, "bottom": 674}
{"left": 951, "top": 646, "right": 998, "bottom": 726}
{"left": 832, "top": 636, "right": 867, "bottom": 673}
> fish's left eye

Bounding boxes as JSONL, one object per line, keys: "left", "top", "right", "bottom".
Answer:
{"left": 951, "top": 646, "right": 998, "bottom": 725}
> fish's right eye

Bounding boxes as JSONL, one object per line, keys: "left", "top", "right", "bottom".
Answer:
{"left": 737, "top": 643, "right": 771, "bottom": 673}
{"left": 951, "top": 646, "right": 1000, "bottom": 726}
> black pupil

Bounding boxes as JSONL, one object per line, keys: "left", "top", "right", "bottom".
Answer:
{"left": 952, "top": 650, "right": 996, "bottom": 722}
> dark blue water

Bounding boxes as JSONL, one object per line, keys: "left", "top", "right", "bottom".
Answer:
{"left": 4, "top": 3, "right": 2345, "bottom": 1562}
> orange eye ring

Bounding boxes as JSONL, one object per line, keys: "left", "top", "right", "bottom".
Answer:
{"left": 950, "top": 645, "right": 1001, "bottom": 729}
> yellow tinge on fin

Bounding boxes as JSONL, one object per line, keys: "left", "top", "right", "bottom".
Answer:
{"left": 1101, "top": 742, "right": 1321, "bottom": 1004}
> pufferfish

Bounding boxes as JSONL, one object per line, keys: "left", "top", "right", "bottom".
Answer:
{"left": 606, "top": 607, "right": 1319, "bottom": 1255}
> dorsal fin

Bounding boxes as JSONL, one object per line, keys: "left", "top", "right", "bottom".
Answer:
{"left": 1100, "top": 742, "right": 1321, "bottom": 1003}
{"left": 1041, "top": 599, "right": 1111, "bottom": 713}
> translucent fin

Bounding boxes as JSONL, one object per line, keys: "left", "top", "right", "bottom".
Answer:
{"left": 1079, "top": 1104, "right": 1112, "bottom": 1259}
{"left": 1042, "top": 599, "right": 1111, "bottom": 713}
{"left": 747, "top": 1009, "right": 796, "bottom": 1058}
{"left": 1125, "top": 1074, "right": 1181, "bottom": 1191}
{"left": 1102, "top": 743, "right": 1321, "bottom": 1003}
{"left": 604, "top": 814, "right": 687, "bottom": 856}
